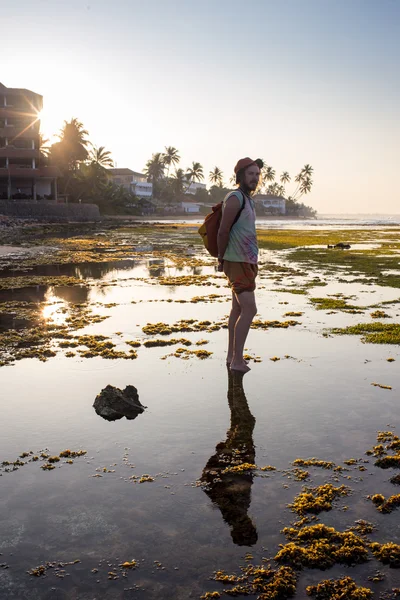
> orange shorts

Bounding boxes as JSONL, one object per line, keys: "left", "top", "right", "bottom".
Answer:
{"left": 223, "top": 260, "right": 258, "bottom": 294}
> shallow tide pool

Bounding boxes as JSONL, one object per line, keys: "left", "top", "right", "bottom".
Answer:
{"left": 1, "top": 254, "right": 400, "bottom": 599}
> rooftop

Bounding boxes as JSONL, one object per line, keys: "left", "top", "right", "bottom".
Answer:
{"left": 108, "top": 168, "right": 146, "bottom": 178}
{"left": 0, "top": 82, "right": 42, "bottom": 99}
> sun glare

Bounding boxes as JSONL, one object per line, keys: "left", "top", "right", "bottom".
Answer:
{"left": 38, "top": 106, "right": 60, "bottom": 144}
{"left": 42, "top": 294, "right": 68, "bottom": 325}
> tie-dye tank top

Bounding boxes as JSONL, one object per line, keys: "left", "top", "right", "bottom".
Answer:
{"left": 222, "top": 190, "right": 258, "bottom": 264}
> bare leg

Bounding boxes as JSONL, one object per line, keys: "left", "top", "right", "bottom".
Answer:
{"left": 230, "top": 291, "right": 257, "bottom": 373}
{"left": 227, "top": 292, "right": 241, "bottom": 365}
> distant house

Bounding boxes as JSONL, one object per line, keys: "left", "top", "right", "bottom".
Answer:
{"left": 181, "top": 201, "right": 200, "bottom": 214}
{"left": 132, "top": 181, "right": 152, "bottom": 199}
{"left": 107, "top": 168, "right": 152, "bottom": 199}
{"left": 254, "top": 194, "right": 286, "bottom": 215}
{"left": 185, "top": 181, "right": 207, "bottom": 195}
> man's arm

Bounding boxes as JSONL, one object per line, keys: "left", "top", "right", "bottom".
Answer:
{"left": 217, "top": 194, "right": 242, "bottom": 261}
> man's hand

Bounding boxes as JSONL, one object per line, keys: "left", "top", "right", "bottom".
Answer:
{"left": 217, "top": 259, "right": 224, "bottom": 272}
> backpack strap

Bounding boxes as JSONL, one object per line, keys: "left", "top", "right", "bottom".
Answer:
{"left": 231, "top": 190, "right": 246, "bottom": 227}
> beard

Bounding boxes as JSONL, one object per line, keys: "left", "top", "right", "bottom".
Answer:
{"left": 241, "top": 181, "right": 257, "bottom": 195}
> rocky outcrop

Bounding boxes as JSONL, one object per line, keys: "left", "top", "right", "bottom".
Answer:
{"left": 93, "top": 385, "right": 146, "bottom": 422}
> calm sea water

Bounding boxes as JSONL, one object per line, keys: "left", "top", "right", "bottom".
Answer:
{"left": 142, "top": 214, "right": 400, "bottom": 230}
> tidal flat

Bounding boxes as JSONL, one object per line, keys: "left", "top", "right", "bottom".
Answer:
{"left": 1, "top": 222, "right": 400, "bottom": 599}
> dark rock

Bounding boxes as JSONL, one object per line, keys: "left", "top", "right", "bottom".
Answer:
{"left": 327, "top": 242, "right": 351, "bottom": 249}
{"left": 93, "top": 385, "right": 146, "bottom": 422}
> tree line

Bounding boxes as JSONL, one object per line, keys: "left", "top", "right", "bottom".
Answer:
{"left": 41, "top": 118, "right": 316, "bottom": 217}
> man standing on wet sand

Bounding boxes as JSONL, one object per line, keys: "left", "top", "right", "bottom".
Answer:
{"left": 217, "top": 157, "right": 262, "bottom": 373}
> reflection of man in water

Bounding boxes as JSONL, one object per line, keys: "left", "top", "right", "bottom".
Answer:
{"left": 201, "top": 369, "right": 257, "bottom": 546}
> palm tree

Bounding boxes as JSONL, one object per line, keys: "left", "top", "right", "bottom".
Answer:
{"left": 169, "top": 168, "right": 186, "bottom": 198}
{"left": 144, "top": 152, "right": 165, "bottom": 183}
{"left": 300, "top": 164, "right": 313, "bottom": 178}
{"left": 90, "top": 146, "right": 113, "bottom": 168}
{"left": 262, "top": 165, "right": 276, "bottom": 183}
{"left": 280, "top": 171, "right": 290, "bottom": 185}
{"left": 299, "top": 177, "right": 313, "bottom": 196}
{"left": 49, "top": 117, "right": 90, "bottom": 193}
{"left": 185, "top": 161, "right": 204, "bottom": 193}
{"left": 292, "top": 164, "right": 313, "bottom": 200}
{"left": 38, "top": 134, "right": 50, "bottom": 166}
{"left": 209, "top": 166, "right": 224, "bottom": 187}
{"left": 163, "top": 146, "right": 180, "bottom": 178}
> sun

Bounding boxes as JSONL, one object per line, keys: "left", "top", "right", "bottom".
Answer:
{"left": 38, "top": 106, "right": 61, "bottom": 145}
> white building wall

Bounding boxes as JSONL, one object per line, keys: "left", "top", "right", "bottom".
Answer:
{"left": 181, "top": 202, "right": 200, "bottom": 213}
{"left": 185, "top": 182, "right": 207, "bottom": 195}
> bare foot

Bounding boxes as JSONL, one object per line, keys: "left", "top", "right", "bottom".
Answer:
{"left": 230, "top": 361, "right": 251, "bottom": 373}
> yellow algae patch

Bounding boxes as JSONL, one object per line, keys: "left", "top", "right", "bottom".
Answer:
{"left": 330, "top": 322, "right": 400, "bottom": 344}
{"left": 206, "top": 564, "right": 297, "bottom": 599}
{"left": 190, "top": 294, "right": 226, "bottom": 303}
{"left": 0, "top": 275, "right": 83, "bottom": 291}
{"left": 369, "top": 493, "right": 400, "bottom": 514}
{"left": 243, "top": 353, "right": 262, "bottom": 363}
{"left": 222, "top": 463, "right": 257, "bottom": 475}
{"left": 371, "top": 382, "right": 392, "bottom": 390}
{"left": 120, "top": 560, "right": 137, "bottom": 569}
{"left": 251, "top": 319, "right": 301, "bottom": 330}
{"left": 289, "top": 468, "right": 310, "bottom": 481}
{"left": 347, "top": 520, "right": 375, "bottom": 536}
{"left": 276, "top": 524, "right": 369, "bottom": 569}
{"left": 47, "top": 456, "right": 60, "bottom": 463}
{"left": 142, "top": 319, "right": 225, "bottom": 336}
{"left": 292, "top": 458, "right": 336, "bottom": 470}
{"left": 289, "top": 484, "right": 350, "bottom": 516}
{"left": 370, "top": 541, "right": 400, "bottom": 566}
{"left": 306, "top": 576, "right": 372, "bottom": 599}
{"left": 59, "top": 450, "right": 87, "bottom": 458}
{"left": 139, "top": 475, "right": 154, "bottom": 483}
{"left": 370, "top": 310, "right": 390, "bottom": 319}
{"left": 162, "top": 347, "right": 213, "bottom": 360}
{"left": 143, "top": 338, "right": 192, "bottom": 348}
{"left": 157, "top": 274, "right": 220, "bottom": 287}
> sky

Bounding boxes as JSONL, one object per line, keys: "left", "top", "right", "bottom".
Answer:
{"left": 2, "top": 0, "right": 400, "bottom": 214}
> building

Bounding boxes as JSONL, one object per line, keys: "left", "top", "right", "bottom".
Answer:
{"left": 107, "top": 168, "right": 152, "bottom": 199}
{"left": 254, "top": 194, "right": 286, "bottom": 215}
{"left": 181, "top": 201, "right": 201, "bottom": 214}
{"left": 0, "top": 82, "right": 59, "bottom": 200}
{"left": 185, "top": 181, "right": 207, "bottom": 195}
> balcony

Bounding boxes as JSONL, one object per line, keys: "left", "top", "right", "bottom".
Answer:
{"left": 0, "top": 147, "right": 40, "bottom": 159}
{"left": 0, "top": 125, "right": 39, "bottom": 139}
{"left": 0, "top": 106, "right": 39, "bottom": 120}
{"left": 0, "top": 166, "right": 60, "bottom": 179}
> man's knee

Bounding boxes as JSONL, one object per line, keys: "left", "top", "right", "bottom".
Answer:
{"left": 241, "top": 302, "right": 257, "bottom": 319}
{"left": 249, "top": 304, "right": 257, "bottom": 318}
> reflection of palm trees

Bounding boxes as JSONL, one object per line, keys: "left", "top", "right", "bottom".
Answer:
{"left": 201, "top": 370, "right": 258, "bottom": 546}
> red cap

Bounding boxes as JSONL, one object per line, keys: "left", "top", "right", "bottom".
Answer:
{"left": 234, "top": 157, "right": 263, "bottom": 174}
